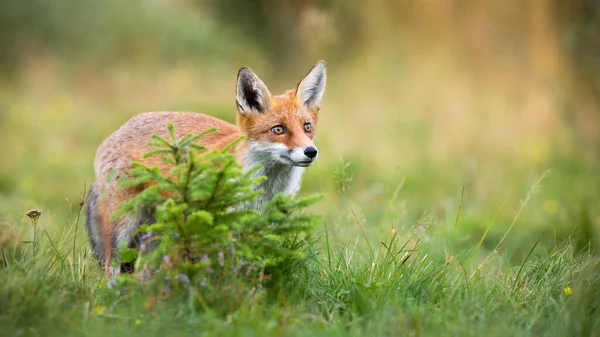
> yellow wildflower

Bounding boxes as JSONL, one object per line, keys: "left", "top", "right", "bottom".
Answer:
{"left": 563, "top": 287, "right": 572, "bottom": 295}
{"left": 93, "top": 306, "right": 106, "bottom": 315}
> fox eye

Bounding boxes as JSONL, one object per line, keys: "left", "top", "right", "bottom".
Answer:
{"left": 304, "top": 123, "right": 312, "bottom": 133}
{"left": 271, "top": 125, "right": 286, "bottom": 135}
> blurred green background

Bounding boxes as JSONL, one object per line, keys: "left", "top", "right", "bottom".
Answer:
{"left": 0, "top": 0, "right": 599, "bottom": 260}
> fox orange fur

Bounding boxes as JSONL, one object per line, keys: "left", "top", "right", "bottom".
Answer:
{"left": 86, "top": 61, "right": 327, "bottom": 273}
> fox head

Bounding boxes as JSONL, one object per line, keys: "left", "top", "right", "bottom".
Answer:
{"left": 235, "top": 61, "right": 326, "bottom": 168}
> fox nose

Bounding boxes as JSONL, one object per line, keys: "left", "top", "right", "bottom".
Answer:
{"left": 304, "top": 147, "right": 318, "bottom": 159}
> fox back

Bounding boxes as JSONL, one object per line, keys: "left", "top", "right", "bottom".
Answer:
{"left": 86, "top": 61, "right": 327, "bottom": 272}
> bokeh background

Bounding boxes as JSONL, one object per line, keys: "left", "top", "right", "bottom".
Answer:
{"left": 1, "top": 0, "right": 599, "bottom": 261}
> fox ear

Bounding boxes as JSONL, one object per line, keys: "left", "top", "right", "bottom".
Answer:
{"left": 236, "top": 67, "right": 272, "bottom": 115}
{"left": 296, "top": 60, "right": 327, "bottom": 110}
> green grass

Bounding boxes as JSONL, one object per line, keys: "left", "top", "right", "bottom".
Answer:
{"left": 1, "top": 182, "right": 599, "bottom": 337}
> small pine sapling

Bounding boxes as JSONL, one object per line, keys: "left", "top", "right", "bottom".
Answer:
{"left": 106, "top": 123, "right": 322, "bottom": 310}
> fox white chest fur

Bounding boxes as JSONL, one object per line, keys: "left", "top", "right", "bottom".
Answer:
{"left": 86, "top": 61, "right": 327, "bottom": 272}
{"left": 242, "top": 141, "right": 307, "bottom": 209}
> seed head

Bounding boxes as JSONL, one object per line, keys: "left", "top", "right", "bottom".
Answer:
{"left": 26, "top": 209, "right": 41, "bottom": 221}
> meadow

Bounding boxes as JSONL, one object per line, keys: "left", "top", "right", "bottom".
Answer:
{"left": 1, "top": 1, "right": 599, "bottom": 336}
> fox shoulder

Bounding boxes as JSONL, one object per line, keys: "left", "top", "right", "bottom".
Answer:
{"left": 94, "top": 111, "right": 241, "bottom": 182}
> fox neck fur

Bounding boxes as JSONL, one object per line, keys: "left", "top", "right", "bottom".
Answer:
{"left": 240, "top": 140, "right": 306, "bottom": 210}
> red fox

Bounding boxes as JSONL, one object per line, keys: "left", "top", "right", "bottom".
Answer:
{"left": 86, "top": 61, "right": 327, "bottom": 273}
